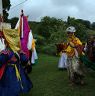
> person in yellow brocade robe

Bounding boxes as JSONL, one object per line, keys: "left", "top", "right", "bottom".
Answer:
{"left": 65, "top": 26, "right": 84, "bottom": 85}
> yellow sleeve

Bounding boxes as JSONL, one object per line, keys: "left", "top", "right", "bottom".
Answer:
{"left": 65, "top": 46, "right": 72, "bottom": 52}
{"left": 65, "top": 45, "right": 75, "bottom": 57}
{"left": 76, "top": 38, "right": 82, "bottom": 45}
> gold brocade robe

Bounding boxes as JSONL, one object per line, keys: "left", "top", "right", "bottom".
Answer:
{"left": 65, "top": 36, "right": 82, "bottom": 57}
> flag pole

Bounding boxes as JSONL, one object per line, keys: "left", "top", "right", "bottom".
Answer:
{"left": 0, "top": 0, "right": 3, "bottom": 31}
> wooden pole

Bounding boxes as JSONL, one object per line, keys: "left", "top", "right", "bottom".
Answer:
{"left": 0, "top": 0, "right": 3, "bottom": 16}
{"left": 0, "top": 0, "right": 3, "bottom": 31}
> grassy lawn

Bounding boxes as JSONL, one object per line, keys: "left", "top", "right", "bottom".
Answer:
{"left": 21, "top": 54, "right": 95, "bottom": 96}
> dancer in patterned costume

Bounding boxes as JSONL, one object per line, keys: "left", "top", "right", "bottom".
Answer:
{"left": 65, "top": 26, "right": 84, "bottom": 85}
{"left": 0, "top": 29, "right": 33, "bottom": 96}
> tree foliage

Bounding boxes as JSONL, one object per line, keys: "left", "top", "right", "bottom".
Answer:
{"left": 38, "top": 16, "right": 65, "bottom": 40}
{"left": 2, "top": 0, "right": 11, "bottom": 22}
{"left": 8, "top": 17, "right": 19, "bottom": 28}
{"left": 91, "top": 22, "right": 95, "bottom": 30}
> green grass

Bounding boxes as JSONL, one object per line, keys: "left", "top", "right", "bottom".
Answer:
{"left": 21, "top": 54, "right": 95, "bottom": 96}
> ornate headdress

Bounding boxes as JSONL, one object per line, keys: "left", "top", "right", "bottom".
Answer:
{"left": 66, "top": 26, "right": 76, "bottom": 33}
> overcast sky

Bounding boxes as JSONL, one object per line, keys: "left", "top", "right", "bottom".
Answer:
{"left": 8, "top": 0, "right": 95, "bottom": 22}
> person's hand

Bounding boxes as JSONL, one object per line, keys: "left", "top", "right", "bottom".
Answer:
{"left": 69, "top": 42, "right": 75, "bottom": 48}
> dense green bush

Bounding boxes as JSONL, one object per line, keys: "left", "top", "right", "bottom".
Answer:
{"left": 34, "top": 34, "right": 46, "bottom": 45}
{"left": 39, "top": 44, "right": 56, "bottom": 55}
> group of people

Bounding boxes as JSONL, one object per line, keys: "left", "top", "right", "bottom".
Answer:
{"left": 0, "top": 10, "right": 38, "bottom": 96}
{"left": 0, "top": 19, "right": 94, "bottom": 96}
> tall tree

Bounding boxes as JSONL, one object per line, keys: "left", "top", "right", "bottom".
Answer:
{"left": 2, "top": 0, "right": 11, "bottom": 22}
